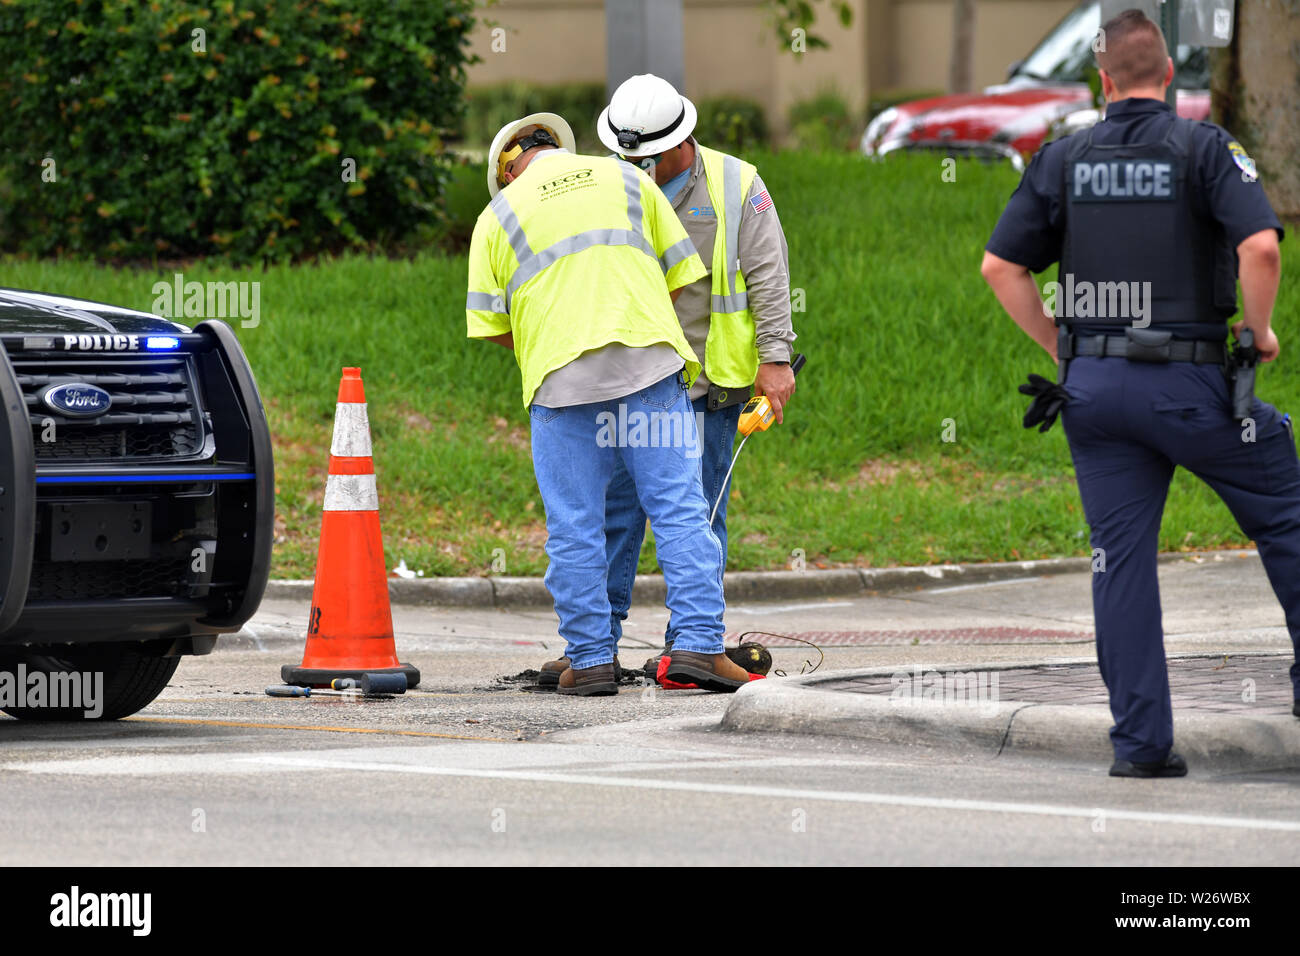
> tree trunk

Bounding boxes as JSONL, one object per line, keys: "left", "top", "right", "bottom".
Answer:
{"left": 949, "top": 0, "right": 976, "bottom": 94}
{"left": 1211, "top": 0, "right": 1300, "bottom": 220}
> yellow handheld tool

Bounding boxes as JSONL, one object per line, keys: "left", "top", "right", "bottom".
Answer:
{"left": 737, "top": 395, "right": 776, "bottom": 436}
{"left": 710, "top": 354, "right": 806, "bottom": 524}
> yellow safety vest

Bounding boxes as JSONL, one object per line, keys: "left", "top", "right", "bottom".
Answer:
{"left": 696, "top": 144, "right": 760, "bottom": 388}
{"left": 466, "top": 152, "right": 705, "bottom": 408}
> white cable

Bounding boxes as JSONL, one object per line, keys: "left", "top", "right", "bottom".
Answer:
{"left": 710, "top": 432, "right": 750, "bottom": 526}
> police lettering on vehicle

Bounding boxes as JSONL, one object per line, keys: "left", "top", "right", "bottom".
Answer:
{"left": 1071, "top": 160, "right": 1174, "bottom": 201}
{"left": 60, "top": 334, "right": 141, "bottom": 351}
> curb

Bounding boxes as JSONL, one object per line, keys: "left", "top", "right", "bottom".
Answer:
{"left": 262, "top": 549, "right": 1252, "bottom": 608}
{"left": 720, "top": 654, "right": 1300, "bottom": 773}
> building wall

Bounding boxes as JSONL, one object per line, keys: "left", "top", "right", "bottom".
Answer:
{"left": 466, "top": 0, "right": 1080, "bottom": 136}
{"left": 891, "top": 0, "right": 1076, "bottom": 92}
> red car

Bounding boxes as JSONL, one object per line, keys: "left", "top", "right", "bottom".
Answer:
{"left": 860, "top": 1, "right": 1211, "bottom": 171}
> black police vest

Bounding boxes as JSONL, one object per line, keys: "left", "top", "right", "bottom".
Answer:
{"left": 1059, "top": 117, "right": 1235, "bottom": 338}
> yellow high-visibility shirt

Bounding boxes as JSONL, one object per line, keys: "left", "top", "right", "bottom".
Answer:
{"left": 466, "top": 150, "right": 707, "bottom": 408}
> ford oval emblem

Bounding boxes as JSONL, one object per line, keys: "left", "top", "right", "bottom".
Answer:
{"left": 42, "top": 382, "right": 112, "bottom": 418}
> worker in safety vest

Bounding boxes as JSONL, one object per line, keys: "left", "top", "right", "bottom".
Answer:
{"left": 544, "top": 74, "right": 797, "bottom": 685}
{"left": 467, "top": 113, "right": 757, "bottom": 695}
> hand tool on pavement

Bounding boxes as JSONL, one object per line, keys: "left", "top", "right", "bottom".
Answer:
{"left": 264, "top": 672, "right": 408, "bottom": 699}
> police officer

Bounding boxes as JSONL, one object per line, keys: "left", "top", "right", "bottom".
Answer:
{"left": 537, "top": 74, "right": 798, "bottom": 688}
{"left": 981, "top": 9, "right": 1292, "bottom": 777}
{"left": 467, "top": 113, "right": 755, "bottom": 696}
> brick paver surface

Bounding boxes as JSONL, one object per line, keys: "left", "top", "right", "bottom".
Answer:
{"left": 725, "top": 627, "right": 1091, "bottom": 646}
{"left": 815, "top": 654, "right": 1295, "bottom": 714}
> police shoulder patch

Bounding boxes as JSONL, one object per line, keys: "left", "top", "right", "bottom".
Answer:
{"left": 1226, "top": 140, "right": 1258, "bottom": 182}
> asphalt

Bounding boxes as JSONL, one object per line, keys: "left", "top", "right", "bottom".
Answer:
{"left": 246, "top": 548, "right": 1300, "bottom": 773}
{"left": 4, "top": 549, "right": 1298, "bottom": 866}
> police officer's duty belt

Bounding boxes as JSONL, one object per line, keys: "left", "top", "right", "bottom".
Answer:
{"left": 1059, "top": 331, "right": 1226, "bottom": 365}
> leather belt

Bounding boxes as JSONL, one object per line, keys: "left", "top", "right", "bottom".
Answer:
{"left": 1059, "top": 333, "right": 1226, "bottom": 365}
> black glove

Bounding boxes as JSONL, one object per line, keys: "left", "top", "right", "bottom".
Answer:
{"left": 1018, "top": 373, "right": 1070, "bottom": 432}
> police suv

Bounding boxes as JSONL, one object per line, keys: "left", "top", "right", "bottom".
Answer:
{"left": 0, "top": 289, "right": 274, "bottom": 719}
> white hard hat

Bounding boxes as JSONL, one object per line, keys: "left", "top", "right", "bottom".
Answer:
{"left": 486, "top": 112, "right": 577, "bottom": 198}
{"left": 597, "top": 74, "right": 697, "bottom": 158}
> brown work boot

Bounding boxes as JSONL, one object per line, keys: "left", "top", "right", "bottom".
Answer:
{"left": 557, "top": 662, "right": 619, "bottom": 697}
{"left": 537, "top": 657, "right": 570, "bottom": 688}
{"left": 539, "top": 655, "right": 621, "bottom": 688}
{"left": 663, "top": 650, "right": 751, "bottom": 693}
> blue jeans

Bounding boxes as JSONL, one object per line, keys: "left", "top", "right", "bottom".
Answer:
{"left": 606, "top": 394, "right": 742, "bottom": 649}
{"left": 529, "top": 373, "right": 726, "bottom": 669}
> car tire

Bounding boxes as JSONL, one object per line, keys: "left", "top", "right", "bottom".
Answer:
{"left": 0, "top": 643, "right": 181, "bottom": 721}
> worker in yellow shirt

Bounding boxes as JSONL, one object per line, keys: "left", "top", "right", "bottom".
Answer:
{"left": 466, "top": 113, "right": 755, "bottom": 695}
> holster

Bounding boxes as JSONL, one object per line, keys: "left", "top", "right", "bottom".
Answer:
{"left": 1226, "top": 330, "right": 1260, "bottom": 423}
{"left": 1227, "top": 361, "right": 1257, "bottom": 422}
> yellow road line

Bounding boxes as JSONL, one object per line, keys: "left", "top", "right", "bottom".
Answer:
{"left": 125, "top": 715, "right": 514, "bottom": 743}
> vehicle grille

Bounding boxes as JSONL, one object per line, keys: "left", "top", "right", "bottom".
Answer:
{"left": 13, "top": 358, "right": 205, "bottom": 462}
{"left": 26, "top": 557, "right": 194, "bottom": 602}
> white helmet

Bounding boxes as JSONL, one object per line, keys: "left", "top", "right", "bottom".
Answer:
{"left": 486, "top": 112, "right": 577, "bottom": 198}
{"left": 597, "top": 74, "right": 697, "bottom": 158}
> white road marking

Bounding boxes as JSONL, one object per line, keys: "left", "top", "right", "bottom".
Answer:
{"left": 729, "top": 601, "right": 856, "bottom": 615}
{"left": 0, "top": 744, "right": 883, "bottom": 776}
{"left": 235, "top": 755, "right": 1300, "bottom": 832}
{"left": 10, "top": 743, "right": 1297, "bottom": 834}
{"left": 923, "top": 577, "right": 1042, "bottom": 595}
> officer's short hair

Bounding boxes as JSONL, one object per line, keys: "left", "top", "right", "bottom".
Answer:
{"left": 1096, "top": 9, "right": 1169, "bottom": 93}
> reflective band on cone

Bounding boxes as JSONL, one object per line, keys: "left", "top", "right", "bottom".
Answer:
{"left": 281, "top": 367, "right": 420, "bottom": 689}
{"left": 323, "top": 473, "right": 379, "bottom": 512}
{"left": 330, "top": 402, "right": 374, "bottom": 458}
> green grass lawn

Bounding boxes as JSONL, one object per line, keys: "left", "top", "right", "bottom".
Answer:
{"left": 4, "top": 152, "right": 1297, "bottom": 577}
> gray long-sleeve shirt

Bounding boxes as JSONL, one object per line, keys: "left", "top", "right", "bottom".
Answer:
{"left": 671, "top": 139, "right": 796, "bottom": 398}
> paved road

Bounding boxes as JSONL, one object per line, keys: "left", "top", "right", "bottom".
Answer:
{"left": 1, "top": 552, "right": 1297, "bottom": 865}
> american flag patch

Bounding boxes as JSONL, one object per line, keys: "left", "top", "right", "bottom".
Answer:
{"left": 749, "top": 189, "right": 773, "bottom": 214}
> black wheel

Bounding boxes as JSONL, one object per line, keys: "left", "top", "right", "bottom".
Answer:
{"left": 0, "top": 643, "right": 181, "bottom": 721}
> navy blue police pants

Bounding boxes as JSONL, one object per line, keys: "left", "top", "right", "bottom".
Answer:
{"left": 1061, "top": 356, "right": 1300, "bottom": 763}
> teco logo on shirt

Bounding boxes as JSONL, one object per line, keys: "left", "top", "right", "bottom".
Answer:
{"left": 539, "top": 169, "right": 593, "bottom": 192}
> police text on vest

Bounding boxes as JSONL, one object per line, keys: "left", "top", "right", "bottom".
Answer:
{"left": 1072, "top": 161, "right": 1173, "bottom": 200}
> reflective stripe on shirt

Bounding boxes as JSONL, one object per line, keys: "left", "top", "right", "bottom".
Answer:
{"left": 466, "top": 291, "right": 506, "bottom": 314}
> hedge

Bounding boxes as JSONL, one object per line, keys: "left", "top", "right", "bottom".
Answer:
{"left": 0, "top": 0, "right": 476, "bottom": 262}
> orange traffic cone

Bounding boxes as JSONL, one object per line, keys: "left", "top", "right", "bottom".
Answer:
{"left": 281, "top": 367, "right": 420, "bottom": 688}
